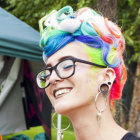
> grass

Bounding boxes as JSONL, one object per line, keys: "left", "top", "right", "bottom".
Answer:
{"left": 2, "top": 114, "right": 76, "bottom": 140}
{"left": 51, "top": 128, "right": 75, "bottom": 140}
{"left": 2, "top": 126, "right": 45, "bottom": 140}
{"left": 52, "top": 114, "right": 76, "bottom": 140}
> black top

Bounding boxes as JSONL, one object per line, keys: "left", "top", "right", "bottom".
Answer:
{"left": 121, "top": 132, "right": 140, "bottom": 140}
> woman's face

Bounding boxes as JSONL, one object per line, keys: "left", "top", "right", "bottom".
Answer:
{"left": 45, "top": 42, "right": 100, "bottom": 115}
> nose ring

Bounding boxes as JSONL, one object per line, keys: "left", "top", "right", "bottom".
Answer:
{"left": 53, "top": 80, "right": 59, "bottom": 85}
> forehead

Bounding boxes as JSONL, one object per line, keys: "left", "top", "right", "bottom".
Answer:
{"left": 46, "top": 42, "right": 89, "bottom": 65}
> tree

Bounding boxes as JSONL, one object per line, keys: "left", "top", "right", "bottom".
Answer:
{"left": 129, "top": 55, "right": 140, "bottom": 136}
{"left": 97, "top": 0, "right": 118, "bottom": 23}
{"left": 118, "top": 0, "right": 140, "bottom": 134}
{"left": 3, "top": 0, "right": 80, "bottom": 30}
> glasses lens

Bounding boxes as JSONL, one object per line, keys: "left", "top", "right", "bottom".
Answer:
{"left": 57, "top": 59, "right": 74, "bottom": 78}
{"left": 36, "top": 70, "right": 50, "bottom": 88}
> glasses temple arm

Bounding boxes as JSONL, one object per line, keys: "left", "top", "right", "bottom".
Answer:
{"left": 76, "top": 59, "right": 107, "bottom": 68}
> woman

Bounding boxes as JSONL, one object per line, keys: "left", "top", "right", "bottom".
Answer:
{"left": 36, "top": 6, "right": 139, "bottom": 140}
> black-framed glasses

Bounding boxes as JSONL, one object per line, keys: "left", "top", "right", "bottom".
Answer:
{"left": 36, "top": 57, "right": 107, "bottom": 89}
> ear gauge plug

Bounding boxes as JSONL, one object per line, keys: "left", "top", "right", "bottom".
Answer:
{"left": 113, "top": 80, "right": 116, "bottom": 83}
{"left": 99, "top": 83, "right": 109, "bottom": 97}
{"left": 99, "top": 81, "right": 112, "bottom": 97}
{"left": 108, "top": 82, "right": 111, "bottom": 85}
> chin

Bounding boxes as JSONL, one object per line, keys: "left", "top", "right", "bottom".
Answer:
{"left": 53, "top": 101, "right": 87, "bottom": 116}
{"left": 54, "top": 102, "right": 72, "bottom": 115}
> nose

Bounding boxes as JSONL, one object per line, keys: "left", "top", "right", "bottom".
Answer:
{"left": 49, "top": 70, "right": 63, "bottom": 85}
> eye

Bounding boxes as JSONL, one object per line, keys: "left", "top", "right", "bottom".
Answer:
{"left": 63, "top": 64, "right": 74, "bottom": 70}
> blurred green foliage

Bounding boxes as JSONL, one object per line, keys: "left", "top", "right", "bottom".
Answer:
{"left": 52, "top": 114, "right": 76, "bottom": 140}
{"left": 118, "top": 0, "right": 140, "bottom": 63}
{"left": 1, "top": 0, "right": 139, "bottom": 62}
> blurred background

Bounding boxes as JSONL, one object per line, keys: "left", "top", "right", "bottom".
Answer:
{"left": 0, "top": 0, "right": 140, "bottom": 139}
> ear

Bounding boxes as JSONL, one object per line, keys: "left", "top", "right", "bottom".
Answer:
{"left": 97, "top": 68, "right": 116, "bottom": 95}
{"left": 104, "top": 68, "right": 116, "bottom": 84}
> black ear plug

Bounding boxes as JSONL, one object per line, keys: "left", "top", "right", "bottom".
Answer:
{"left": 108, "top": 82, "right": 111, "bottom": 85}
{"left": 113, "top": 80, "right": 116, "bottom": 83}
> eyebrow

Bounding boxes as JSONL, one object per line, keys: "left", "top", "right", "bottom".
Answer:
{"left": 58, "top": 55, "right": 73, "bottom": 62}
{"left": 45, "top": 55, "right": 74, "bottom": 68}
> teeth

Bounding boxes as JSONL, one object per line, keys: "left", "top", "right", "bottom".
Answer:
{"left": 55, "top": 89, "right": 71, "bottom": 98}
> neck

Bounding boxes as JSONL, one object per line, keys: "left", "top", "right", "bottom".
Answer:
{"left": 65, "top": 103, "right": 127, "bottom": 140}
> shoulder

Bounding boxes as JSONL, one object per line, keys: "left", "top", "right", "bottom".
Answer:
{"left": 121, "top": 132, "right": 140, "bottom": 140}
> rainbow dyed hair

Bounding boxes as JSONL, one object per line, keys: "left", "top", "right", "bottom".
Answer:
{"left": 39, "top": 6, "right": 127, "bottom": 102}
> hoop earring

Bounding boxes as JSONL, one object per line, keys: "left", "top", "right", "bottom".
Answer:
{"left": 95, "top": 82, "right": 110, "bottom": 126}
{"left": 52, "top": 112, "right": 71, "bottom": 140}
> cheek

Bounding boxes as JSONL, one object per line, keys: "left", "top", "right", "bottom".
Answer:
{"left": 84, "top": 70, "right": 99, "bottom": 97}
{"left": 75, "top": 68, "right": 96, "bottom": 94}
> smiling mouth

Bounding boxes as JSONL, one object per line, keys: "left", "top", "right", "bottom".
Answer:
{"left": 53, "top": 87, "right": 73, "bottom": 99}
